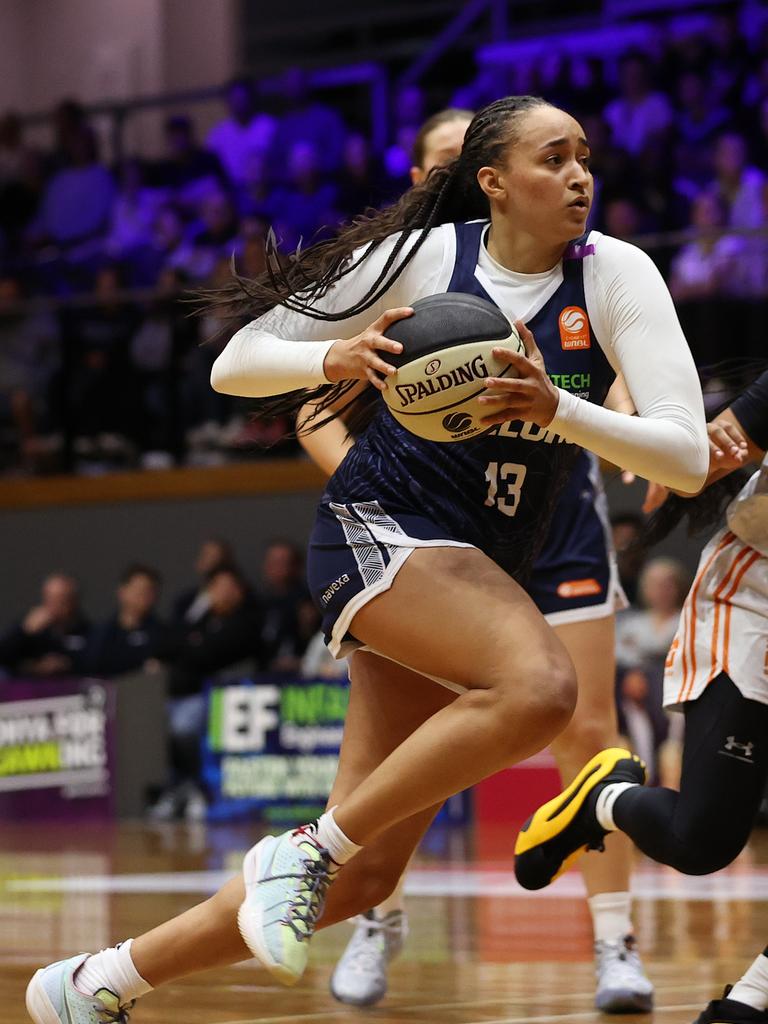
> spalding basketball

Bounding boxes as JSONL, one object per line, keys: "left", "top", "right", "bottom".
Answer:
{"left": 382, "top": 293, "right": 523, "bottom": 442}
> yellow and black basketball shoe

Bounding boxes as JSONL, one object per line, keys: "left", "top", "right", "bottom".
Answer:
{"left": 693, "top": 986, "right": 768, "bottom": 1024}
{"left": 514, "top": 748, "right": 646, "bottom": 890}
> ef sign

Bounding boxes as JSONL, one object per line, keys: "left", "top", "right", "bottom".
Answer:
{"left": 219, "top": 685, "right": 280, "bottom": 752}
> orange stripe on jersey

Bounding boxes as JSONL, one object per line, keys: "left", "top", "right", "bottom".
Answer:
{"left": 704, "top": 543, "right": 754, "bottom": 690}
{"left": 721, "top": 550, "right": 762, "bottom": 676}
{"left": 677, "top": 532, "right": 737, "bottom": 702}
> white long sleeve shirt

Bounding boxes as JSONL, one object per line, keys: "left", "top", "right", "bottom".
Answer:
{"left": 212, "top": 225, "right": 708, "bottom": 492}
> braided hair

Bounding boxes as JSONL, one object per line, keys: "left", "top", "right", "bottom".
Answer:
{"left": 206, "top": 95, "right": 552, "bottom": 429}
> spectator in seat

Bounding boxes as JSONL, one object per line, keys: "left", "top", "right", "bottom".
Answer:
{"left": 85, "top": 564, "right": 167, "bottom": 677}
{"left": 670, "top": 192, "right": 751, "bottom": 301}
{"left": 0, "top": 274, "right": 59, "bottom": 472}
{"left": 188, "top": 190, "right": 239, "bottom": 281}
{"left": 675, "top": 70, "right": 730, "bottom": 150}
{"left": 205, "top": 77, "right": 276, "bottom": 190}
{"left": 269, "top": 68, "right": 347, "bottom": 175}
{"left": 150, "top": 115, "right": 226, "bottom": 214}
{"left": 259, "top": 539, "right": 319, "bottom": 672}
{"left": 30, "top": 125, "right": 115, "bottom": 253}
{"left": 603, "top": 50, "right": 673, "bottom": 156}
{"left": 337, "top": 133, "right": 393, "bottom": 219}
{"left": 127, "top": 203, "right": 200, "bottom": 287}
{"left": 708, "top": 131, "right": 766, "bottom": 232}
{"left": 62, "top": 264, "right": 141, "bottom": 463}
{"left": 266, "top": 140, "right": 340, "bottom": 251}
{"left": 0, "top": 573, "right": 89, "bottom": 677}
{"left": 615, "top": 556, "right": 689, "bottom": 674}
{"left": 153, "top": 565, "right": 262, "bottom": 820}
{"left": 172, "top": 537, "right": 236, "bottom": 625}
{"left": 104, "top": 159, "right": 164, "bottom": 260}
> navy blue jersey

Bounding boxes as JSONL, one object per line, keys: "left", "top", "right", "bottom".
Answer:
{"left": 322, "top": 221, "right": 615, "bottom": 580}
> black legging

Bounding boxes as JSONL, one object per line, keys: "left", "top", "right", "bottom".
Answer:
{"left": 614, "top": 673, "right": 768, "bottom": 875}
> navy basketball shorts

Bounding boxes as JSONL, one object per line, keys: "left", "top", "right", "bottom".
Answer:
{"left": 306, "top": 458, "right": 625, "bottom": 670}
{"left": 528, "top": 452, "right": 628, "bottom": 626}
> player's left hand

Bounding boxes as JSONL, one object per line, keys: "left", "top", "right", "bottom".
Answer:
{"left": 478, "top": 320, "right": 559, "bottom": 427}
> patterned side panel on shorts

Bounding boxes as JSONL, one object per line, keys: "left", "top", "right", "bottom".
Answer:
{"left": 329, "top": 501, "right": 389, "bottom": 589}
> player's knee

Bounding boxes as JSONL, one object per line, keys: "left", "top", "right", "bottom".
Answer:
{"left": 669, "top": 832, "right": 748, "bottom": 876}
{"left": 469, "top": 651, "right": 575, "bottom": 749}
{"left": 528, "top": 653, "right": 577, "bottom": 735}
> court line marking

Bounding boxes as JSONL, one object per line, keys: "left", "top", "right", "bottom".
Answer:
{"left": 7, "top": 866, "right": 768, "bottom": 902}
{"left": 216, "top": 1003, "right": 706, "bottom": 1024}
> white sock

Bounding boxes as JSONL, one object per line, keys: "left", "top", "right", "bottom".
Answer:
{"left": 595, "top": 782, "right": 638, "bottom": 831}
{"left": 729, "top": 947, "right": 768, "bottom": 1010}
{"left": 74, "top": 939, "right": 153, "bottom": 1003}
{"left": 314, "top": 807, "right": 363, "bottom": 867}
{"left": 588, "top": 891, "right": 633, "bottom": 945}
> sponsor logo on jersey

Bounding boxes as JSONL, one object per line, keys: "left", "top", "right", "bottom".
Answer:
{"left": 321, "top": 573, "right": 350, "bottom": 606}
{"left": 556, "top": 578, "right": 602, "bottom": 598}
{"left": 494, "top": 419, "right": 569, "bottom": 445}
{"left": 548, "top": 372, "right": 591, "bottom": 391}
{"left": 394, "top": 355, "right": 489, "bottom": 408}
{"left": 559, "top": 306, "right": 591, "bottom": 350}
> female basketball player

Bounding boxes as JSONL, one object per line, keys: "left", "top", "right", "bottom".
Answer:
{"left": 513, "top": 370, "right": 768, "bottom": 1024}
{"left": 307, "top": 108, "right": 653, "bottom": 1013}
{"left": 26, "top": 95, "right": 707, "bottom": 1024}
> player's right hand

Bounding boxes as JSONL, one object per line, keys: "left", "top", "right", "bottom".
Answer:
{"left": 323, "top": 308, "right": 412, "bottom": 391}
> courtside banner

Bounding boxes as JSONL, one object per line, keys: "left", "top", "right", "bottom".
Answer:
{"left": 0, "top": 678, "right": 116, "bottom": 819}
{"left": 202, "top": 674, "right": 349, "bottom": 825}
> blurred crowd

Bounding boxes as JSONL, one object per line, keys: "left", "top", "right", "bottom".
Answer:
{"left": 2, "top": 10, "right": 768, "bottom": 474}
{"left": 0, "top": 516, "right": 690, "bottom": 817}
{"left": 0, "top": 537, "right": 331, "bottom": 819}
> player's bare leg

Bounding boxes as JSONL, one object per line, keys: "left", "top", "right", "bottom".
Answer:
{"left": 550, "top": 615, "right": 653, "bottom": 1013}
{"left": 26, "top": 546, "right": 576, "bottom": 1018}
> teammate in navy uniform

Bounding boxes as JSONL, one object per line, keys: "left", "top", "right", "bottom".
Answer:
{"left": 312, "top": 108, "right": 653, "bottom": 1013}
{"left": 25, "top": 96, "right": 707, "bottom": 1023}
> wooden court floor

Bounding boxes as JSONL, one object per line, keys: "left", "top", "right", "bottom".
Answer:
{"left": 3, "top": 819, "right": 768, "bottom": 1024}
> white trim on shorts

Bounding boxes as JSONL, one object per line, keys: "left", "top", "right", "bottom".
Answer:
{"left": 542, "top": 593, "right": 621, "bottom": 627}
{"left": 327, "top": 501, "right": 473, "bottom": 661}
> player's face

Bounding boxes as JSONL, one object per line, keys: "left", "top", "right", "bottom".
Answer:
{"left": 483, "top": 106, "right": 593, "bottom": 245}
{"left": 410, "top": 118, "right": 471, "bottom": 185}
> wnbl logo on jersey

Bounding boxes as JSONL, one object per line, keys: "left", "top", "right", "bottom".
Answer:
{"left": 559, "top": 306, "right": 591, "bottom": 350}
{"left": 394, "top": 354, "right": 490, "bottom": 409}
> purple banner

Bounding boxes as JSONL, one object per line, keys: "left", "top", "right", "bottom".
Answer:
{"left": 0, "top": 678, "right": 116, "bottom": 820}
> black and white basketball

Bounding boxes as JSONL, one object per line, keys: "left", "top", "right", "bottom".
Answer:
{"left": 382, "top": 293, "right": 523, "bottom": 442}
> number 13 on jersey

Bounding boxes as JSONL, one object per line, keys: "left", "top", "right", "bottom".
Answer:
{"left": 484, "top": 462, "right": 527, "bottom": 517}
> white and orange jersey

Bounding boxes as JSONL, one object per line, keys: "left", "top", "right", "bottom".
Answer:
{"left": 663, "top": 526, "right": 768, "bottom": 709}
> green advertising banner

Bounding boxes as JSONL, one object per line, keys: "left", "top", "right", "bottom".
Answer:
{"left": 203, "top": 675, "right": 349, "bottom": 826}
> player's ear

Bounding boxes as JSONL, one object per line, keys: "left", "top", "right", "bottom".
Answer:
{"left": 410, "top": 166, "right": 424, "bottom": 185}
{"left": 477, "top": 165, "right": 505, "bottom": 201}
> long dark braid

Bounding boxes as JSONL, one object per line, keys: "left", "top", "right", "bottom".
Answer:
{"left": 205, "top": 96, "right": 552, "bottom": 429}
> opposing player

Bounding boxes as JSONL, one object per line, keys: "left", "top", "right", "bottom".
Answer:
{"left": 513, "top": 370, "right": 768, "bottom": 1023}
{"left": 26, "top": 95, "right": 707, "bottom": 1024}
{"left": 306, "top": 108, "right": 653, "bottom": 1012}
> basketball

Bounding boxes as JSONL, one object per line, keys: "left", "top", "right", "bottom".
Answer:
{"left": 382, "top": 293, "right": 524, "bottom": 442}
